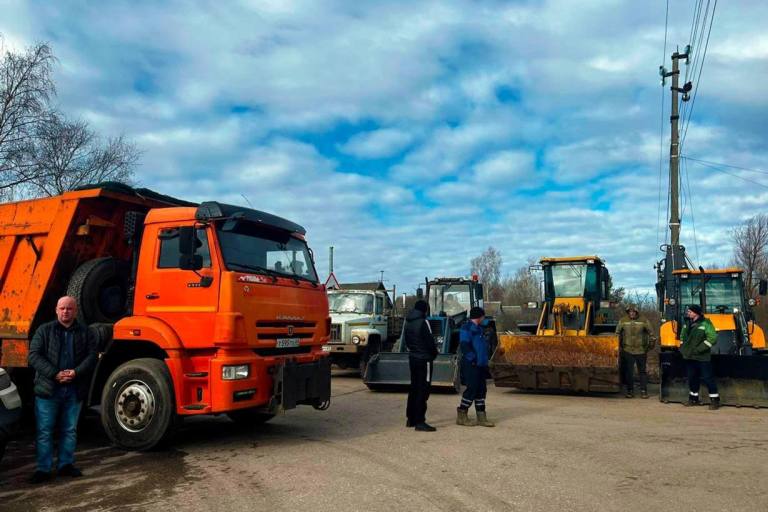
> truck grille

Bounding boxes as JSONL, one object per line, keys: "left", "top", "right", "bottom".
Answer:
{"left": 329, "top": 323, "right": 342, "bottom": 343}
{"left": 254, "top": 320, "right": 317, "bottom": 342}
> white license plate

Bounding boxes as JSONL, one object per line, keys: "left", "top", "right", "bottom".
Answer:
{"left": 276, "top": 338, "right": 301, "bottom": 348}
{"left": 321, "top": 345, "right": 331, "bottom": 352}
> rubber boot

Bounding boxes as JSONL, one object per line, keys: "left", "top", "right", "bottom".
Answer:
{"left": 456, "top": 408, "right": 476, "bottom": 426}
{"left": 640, "top": 390, "right": 649, "bottom": 399}
{"left": 683, "top": 394, "right": 699, "bottom": 407}
{"left": 709, "top": 397, "right": 720, "bottom": 410}
{"left": 476, "top": 411, "right": 495, "bottom": 427}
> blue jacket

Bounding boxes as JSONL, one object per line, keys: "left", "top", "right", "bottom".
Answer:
{"left": 460, "top": 321, "right": 489, "bottom": 367}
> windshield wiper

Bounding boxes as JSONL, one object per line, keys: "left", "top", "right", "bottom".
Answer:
{"left": 292, "top": 274, "right": 319, "bottom": 287}
{"left": 226, "top": 262, "right": 280, "bottom": 282}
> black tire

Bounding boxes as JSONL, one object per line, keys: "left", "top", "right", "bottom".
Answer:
{"left": 227, "top": 409, "right": 275, "bottom": 425}
{"left": 101, "top": 358, "right": 177, "bottom": 451}
{"left": 89, "top": 323, "right": 114, "bottom": 352}
{"left": 67, "top": 257, "right": 130, "bottom": 324}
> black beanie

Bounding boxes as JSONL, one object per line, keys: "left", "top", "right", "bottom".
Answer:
{"left": 414, "top": 300, "right": 429, "bottom": 314}
{"left": 687, "top": 304, "right": 703, "bottom": 316}
{"left": 469, "top": 306, "right": 485, "bottom": 319}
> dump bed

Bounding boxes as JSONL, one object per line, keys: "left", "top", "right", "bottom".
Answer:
{"left": 0, "top": 184, "right": 186, "bottom": 366}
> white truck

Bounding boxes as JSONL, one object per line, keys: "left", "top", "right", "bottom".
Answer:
{"left": 322, "top": 283, "right": 403, "bottom": 375}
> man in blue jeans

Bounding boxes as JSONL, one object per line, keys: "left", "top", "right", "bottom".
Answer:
{"left": 27, "top": 296, "right": 97, "bottom": 483}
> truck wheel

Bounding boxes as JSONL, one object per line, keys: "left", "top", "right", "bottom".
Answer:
{"left": 68, "top": 257, "right": 130, "bottom": 324}
{"left": 227, "top": 409, "right": 275, "bottom": 425}
{"left": 101, "top": 358, "right": 177, "bottom": 451}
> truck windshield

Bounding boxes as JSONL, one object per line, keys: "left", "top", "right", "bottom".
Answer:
{"left": 680, "top": 275, "right": 743, "bottom": 314}
{"left": 550, "top": 264, "right": 587, "bottom": 297}
{"left": 428, "top": 284, "right": 471, "bottom": 316}
{"left": 328, "top": 293, "right": 374, "bottom": 314}
{"left": 216, "top": 223, "right": 318, "bottom": 282}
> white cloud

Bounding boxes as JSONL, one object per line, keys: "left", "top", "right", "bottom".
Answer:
{"left": 338, "top": 128, "right": 415, "bottom": 159}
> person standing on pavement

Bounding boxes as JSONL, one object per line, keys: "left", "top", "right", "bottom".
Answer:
{"left": 680, "top": 304, "right": 719, "bottom": 410}
{"left": 404, "top": 299, "right": 438, "bottom": 432}
{"left": 616, "top": 305, "right": 655, "bottom": 399}
{"left": 27, "top": 296, "right": 97, "bottom": 483}
{"left": 457, "top": 307, "right": 494, "bottom": 427}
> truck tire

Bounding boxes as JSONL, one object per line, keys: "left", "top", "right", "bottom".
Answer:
{"left": 101, "top": 358, "right": 177, "bottom": 451}
{"left": 67, "top": 257, "right": 130, "bottom": 324}
{"left": 227, "top": 409, "right": 275, "bottom": 425}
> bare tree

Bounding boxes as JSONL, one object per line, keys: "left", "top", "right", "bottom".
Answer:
{"left": 731, "top": 214, "right": 768, "bottom": 297}
{"left": 0, "top": 40, "right": 56, "bottom": 195}
{"left": 501, "top": 261, "right": 540, "bottom": 306}
{"left": 26, "top": 112, "right": 137, "bottom": 196}
{"left": 471, "top": 246, "right": 503, "bottom": 300}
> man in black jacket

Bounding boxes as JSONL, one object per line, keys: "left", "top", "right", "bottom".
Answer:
{"left": 27, "top": 296, "right": 97, "bottom": 483}
{"left": 405, "top": 300, "right": 438, "bottom": 432}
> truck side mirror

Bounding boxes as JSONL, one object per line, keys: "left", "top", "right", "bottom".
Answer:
{"left": 475, "top": 284, "right": 484, "bottom": 302}
{"left": 416, "top": 287, "right": 424, "bottom": 299}
{"left": 178, "top": 226, "right": 203, "bottom": 271}
{"left": 760, "top": 279, "right": 768, "bottom": 296}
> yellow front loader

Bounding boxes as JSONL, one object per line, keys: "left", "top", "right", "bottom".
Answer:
{"left": 491, "top": 256, "right": 621, "bottom": 393}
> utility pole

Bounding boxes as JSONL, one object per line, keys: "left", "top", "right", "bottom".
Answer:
{"left": 657, "top": 47, "right": 692, "bottom": 322}
{"left": 661, "top": 46, "right": 692, "bottom": 248}
{"left": 329, "top": 246, "right": 334, "bottom": 275}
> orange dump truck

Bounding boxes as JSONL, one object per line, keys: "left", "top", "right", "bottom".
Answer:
{"left": 0, "top": 183, "right": 331, "bottom": 450}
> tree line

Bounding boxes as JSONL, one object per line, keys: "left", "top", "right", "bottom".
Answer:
{"left": 0, "top": 37, "right": 138, "bottom": 201}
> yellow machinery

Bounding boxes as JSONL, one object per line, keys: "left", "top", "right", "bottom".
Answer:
{"left": 656, "top": 264, "right": 768, "bottom": 406}
{"left": 491, "top": 256, "right": 620, "bottom": 392}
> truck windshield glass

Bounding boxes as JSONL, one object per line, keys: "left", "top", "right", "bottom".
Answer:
{"left": 216, "top": 223, "right": 318, "bottom": 282}
{"left": 428, "top": 284, "right": 471, "bottom": 316}
{"left": 328, "top": 293, "right": 374, "bottom": 314}
{"left": 680, "top": 276, "right": 743, "bottom": 313}
{"left": 551, "top": 264, "right": 587, "bottom": 297}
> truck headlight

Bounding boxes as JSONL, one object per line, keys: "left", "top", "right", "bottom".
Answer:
{"left": 352, "top": 336, "right": 361, "bottom": 345}
{"left": 222, "top": 364, "right": 250, "bottom": 380}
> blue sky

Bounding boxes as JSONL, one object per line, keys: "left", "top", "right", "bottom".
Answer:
{"left": 3, "top": 0, "right": 768, "bottom": 295}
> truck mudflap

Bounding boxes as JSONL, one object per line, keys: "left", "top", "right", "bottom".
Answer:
{"left": 660, "top": 351, "right": 768, "bottom": 407}
{"left": 268, "top": 357, "right": 332, "bottom": 413}
{"left": 490, "top": 333, "right": 621, "bottom": 393}
{"left": 363, "top": 353, "right": 460, "bottom": 392}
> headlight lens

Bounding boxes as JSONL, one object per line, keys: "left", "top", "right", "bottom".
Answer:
{"left": 222, "top": 364, "right": 250, "bottom": 380}
{"left": 352, "top": 336, "right": 361, "bottom": 345}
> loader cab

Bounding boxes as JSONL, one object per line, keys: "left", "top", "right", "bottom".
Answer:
{"left": 659, "top": 268, "right": 767, "bottom": 352}
{"left": 541, "top": 257, "right": 611, "bottom": 307}
{"left": 538, "top": 256, "right": 614, "bottom": 336}
{"left": 423, "top": 277, "right": 490, "bottom": 354}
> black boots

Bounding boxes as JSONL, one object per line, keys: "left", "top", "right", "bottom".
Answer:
{"left": 709, "top": 396, "right": 720, "bottom": 410}
{"left": 684, "top": 394, "right": 700, "bottom": 407}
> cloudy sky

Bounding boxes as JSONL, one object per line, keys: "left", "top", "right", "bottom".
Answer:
{"left": 3, "top": 0, "right": 768, "bottom": 295}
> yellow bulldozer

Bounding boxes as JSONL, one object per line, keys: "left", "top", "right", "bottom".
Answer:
{"left": 491, "top": 256, "right": 621, "bottom": 392}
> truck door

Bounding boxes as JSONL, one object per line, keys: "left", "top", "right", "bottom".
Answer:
{"left": 134, "top": 225, "right": 220, "bottom": 347}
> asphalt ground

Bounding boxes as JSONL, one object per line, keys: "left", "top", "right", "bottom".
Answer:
{"left": 1, "top": 369, "right": 767, "bottom": 512}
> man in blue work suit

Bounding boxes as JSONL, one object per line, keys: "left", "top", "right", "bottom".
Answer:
{"left": 456, "top": 307, "right": 495, "bottom": 427}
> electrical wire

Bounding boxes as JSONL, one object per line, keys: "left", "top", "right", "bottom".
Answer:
{"left": 683, "top": 157, "right": 700, "bottom": 264}
{"left": 657, "top": 0, "right": 670, "bottom": 247}
{"left": 683, "top": 156, "right": 768, "bottom": 176}
{"left": 687, "top": 158, "right": 768, "bottom": 190}
{"left": 681, "top": 0, "right": 718, "bottom": 152}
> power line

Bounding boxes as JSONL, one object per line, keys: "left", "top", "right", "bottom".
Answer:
{"left": 687, "top": 158, "right": 768, "bottom": 190}
{"left": 681, "top": 0, "right": 718, "bottom": 151}
{"left": 657, "top": 0, "right": 670, "bottom": 247}
{"left": 683, "top": 156, "right": 768, "bottom": 176}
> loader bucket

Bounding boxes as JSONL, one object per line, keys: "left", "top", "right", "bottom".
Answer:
{"left": 363, "top": 353, "right": 460, "bottom": 392}
{"left": 660, "top": 351, "right": 768, "bottom": 407}
{"left": 490, "top": 333, "right": 621, "bottom": 393}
